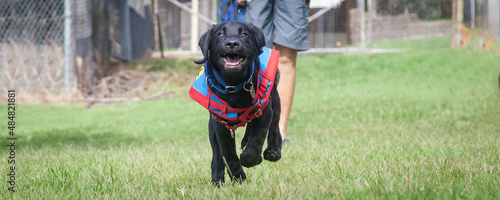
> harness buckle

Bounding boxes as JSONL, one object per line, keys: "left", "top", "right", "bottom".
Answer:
{"left": 254, "top": 109, "right": 262, "bottom": 118}
{"left": 226, "top": 86, "right": 236, "bottom": 93}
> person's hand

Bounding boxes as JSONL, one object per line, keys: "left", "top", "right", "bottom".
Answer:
{"left": 237, "top": 0, "right": 248, "bottom": 6}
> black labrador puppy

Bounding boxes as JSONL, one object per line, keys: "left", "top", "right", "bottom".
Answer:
{"left": 189, "top": 21, "right": 282, "bottom": 186}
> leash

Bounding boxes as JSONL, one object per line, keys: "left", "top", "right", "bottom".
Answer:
{"left": 222, "top": 156, "right": 233, "bottom": 178}
{"left": 233, "top": 0, "right": 237, "bottom": 21}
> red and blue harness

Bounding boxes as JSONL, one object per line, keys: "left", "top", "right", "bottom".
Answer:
{"left": 189, "top": 47, "right": 280, "bottom": 131}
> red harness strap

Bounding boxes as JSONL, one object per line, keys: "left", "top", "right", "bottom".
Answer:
{"left": 189, "top": 48, "right": 280, "bottom": 131}
{"left": 210, "top": 96, "right": 265, "bottom": 131}
{"left": 210, "top": 52, "right": 279, "bottom": 130}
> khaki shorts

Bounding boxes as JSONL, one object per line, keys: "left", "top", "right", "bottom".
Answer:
{"left": 244, "top": 0, "right": 310, "bottom": 51}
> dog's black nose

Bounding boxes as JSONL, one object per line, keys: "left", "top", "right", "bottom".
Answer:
{"left": 226, "top": 40, "right": 239, "bottom": 49}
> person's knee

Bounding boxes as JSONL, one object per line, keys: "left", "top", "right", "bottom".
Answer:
{"left": 275, "top": 45, "right": 297, "bottom": 69}
{"left": 279, "top": 54, "right": 294, "bottom": 66}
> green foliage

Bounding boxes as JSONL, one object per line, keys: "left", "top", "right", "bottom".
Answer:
{"left": 1, "top": 36, "right": 499, "bottom": 199}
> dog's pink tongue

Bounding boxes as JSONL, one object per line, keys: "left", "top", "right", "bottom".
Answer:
{"left": 225, "top": 56, "right": 240, "bottom": 65}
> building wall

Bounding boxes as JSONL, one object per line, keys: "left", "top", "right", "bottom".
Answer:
{"left": 487, "top": 0, "right": 499, "bottom": 30}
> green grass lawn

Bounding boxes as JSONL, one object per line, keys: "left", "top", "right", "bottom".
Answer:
{"left": 1, "top": 36, "right": 500, "bottom": 199}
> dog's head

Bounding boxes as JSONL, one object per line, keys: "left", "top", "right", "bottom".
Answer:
{"left": 195, "top": 21, "right": 266, "bottom": 82}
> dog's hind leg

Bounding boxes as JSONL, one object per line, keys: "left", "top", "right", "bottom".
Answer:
{"left": 210, "top": 119, "right": 247, "bottom": 183}
{"left": 264, "top": 86, "right": 282, "bottom": 162}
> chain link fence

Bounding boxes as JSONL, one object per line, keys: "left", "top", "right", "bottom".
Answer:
{"left": 0, "top": 0, "right": 76, "bottom": 102}
{"left": 352, "top": 0, "right": 494, "bottom": 49}
{"left": 0, "top": 0, "right": 163, "bottom": 104}
{"left": 349, "top": 0, "right": 453, "bottom": 46}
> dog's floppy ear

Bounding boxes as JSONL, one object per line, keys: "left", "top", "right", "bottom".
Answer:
{"left": 248, "top": 23, "right": 266, "bottom": 52}
{"left": 194, "top": 25, "right": 215, "bottom": 64}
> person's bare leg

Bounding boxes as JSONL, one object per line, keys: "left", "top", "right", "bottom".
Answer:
{"left": 274, "top": 44, "right": 297, "bottom": 140}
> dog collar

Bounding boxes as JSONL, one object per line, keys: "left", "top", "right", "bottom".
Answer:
{"left": 205, "top": 60, "right": 255, "bottom": 94}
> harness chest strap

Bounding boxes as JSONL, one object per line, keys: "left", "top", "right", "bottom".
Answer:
{"left": 210, "top": 97, "right": 265, "bottom": 131}
{"left": 206, "top": 69, "right": 272, "bottom": 118}
{"left": 189, "top": 47, "right": 280, "bottom": 131}
{"left": 206, "top": 54, "right": 278, "bottom": 130}
{"left": 207, "top": 69, "right": 272, "bottom": 130}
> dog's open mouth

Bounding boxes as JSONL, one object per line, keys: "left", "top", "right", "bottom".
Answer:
{"left": 219, "top": 54, "right": 246, "bottom": 69}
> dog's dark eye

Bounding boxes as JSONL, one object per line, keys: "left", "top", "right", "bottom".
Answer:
{"left": 240, "top": 32, "right": 248, "bottom": 37}
{"left": 217, "top": 32, "right": 224, "bottom": 37}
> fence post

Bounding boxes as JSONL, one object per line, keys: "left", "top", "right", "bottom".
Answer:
{"left": 357, "top": 0, "right": 366, "bottom": 48}
{"left": 470, "top": 0, "right": 475, "bottom": 29}
{"left": 317, "top": 14, "right": 324, "bottom": 48}
{"left": 121, "top": 0, "right": 132, "bottom": 61}
{"left": 64, "top": 0, "right": 75, "bottom": 96}
{"left": 452, "top": 0, "right": 464, "bottom": 48}
{"left": 367, "top": 0, "right": 373, "bottom": 48}
{"left": 191, "top": 0, "right": 199, "bottom": 52}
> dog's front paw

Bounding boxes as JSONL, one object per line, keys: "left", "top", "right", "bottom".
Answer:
{"left": 231, "top": 173, "right": 247, "bottom": 183}
{"left": 211, "top": 181, "right": 223, "bottom": 188}
{"left": 240, "top": 148, "right": 262, "bottom": 167}
{"left": 263, "top": 147, "right": 281, "bottom": 162}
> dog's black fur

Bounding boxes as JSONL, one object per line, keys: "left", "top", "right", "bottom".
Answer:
{"left": 195, "top": 21, "right": 282, "bottom": 186}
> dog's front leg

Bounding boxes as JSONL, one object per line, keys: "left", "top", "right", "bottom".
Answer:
{"left": 240, "top": 105, "right": 273, "bottom": 168}
{"left": 209, "top": 118, "right": 225, "bottom": 186}
{"left": 209, "top": 118, "right": 246, "bottom": 184}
